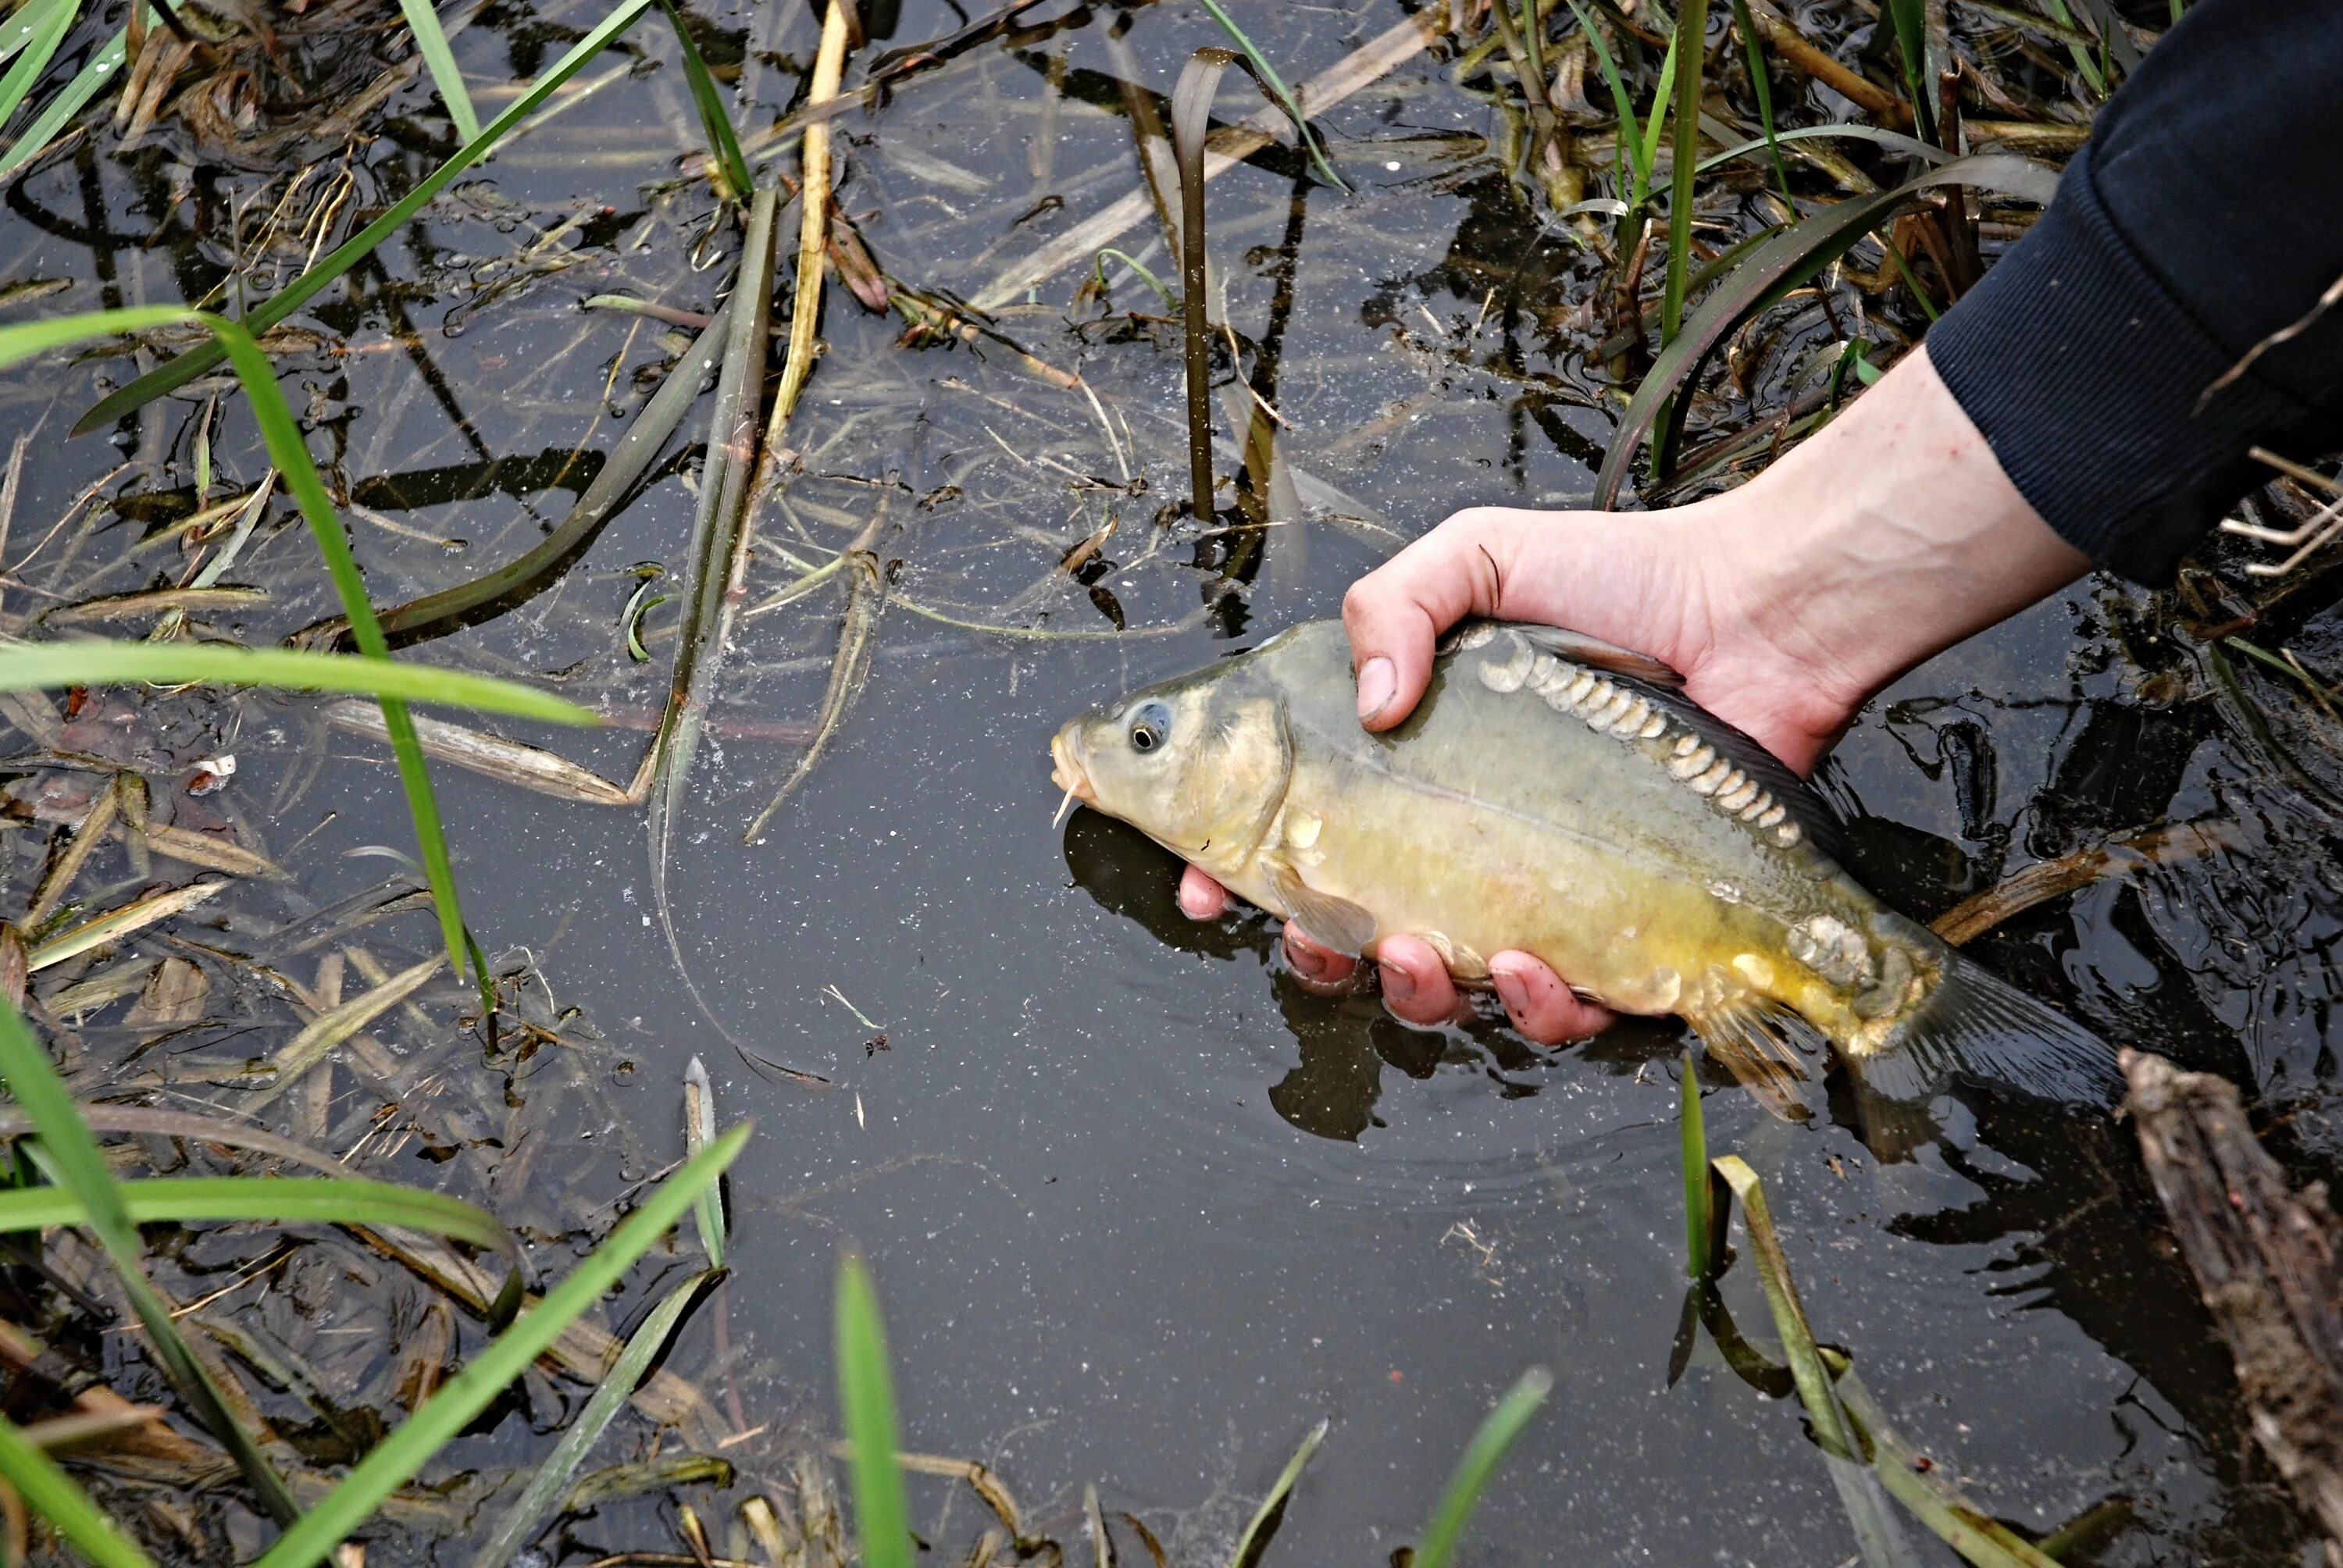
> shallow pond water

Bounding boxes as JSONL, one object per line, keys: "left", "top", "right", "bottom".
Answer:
{"left": 2, "top": 0, "right": 2339, "bottom": 1561}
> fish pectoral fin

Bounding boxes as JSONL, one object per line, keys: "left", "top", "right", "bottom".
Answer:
{"left": 1684, "top": 992, "right": 1825, "bottom": 1122}
{"left": 1265, "top": 860, "right": 1377, "bottom": 956}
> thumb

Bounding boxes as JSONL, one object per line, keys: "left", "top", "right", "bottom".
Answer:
{"left": 1340, "top": 508, "right": 1513, "bottom": 731}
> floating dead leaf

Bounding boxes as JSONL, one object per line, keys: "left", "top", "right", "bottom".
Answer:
{"left": 0, "top": 924, "right": 24, "bottom": 1010}
{"left": 324, "top": 699, "right": 631, "bottom": 807}
{"left": 135, "top": 822, "right": 285, "bottom": 880}
{"left": 1059, "top": 515, "right": 1118, "bottom": 576}
{"left": 244, "top": 952, "right": 444, "bottom": 1110}
{"left": 26, "top": 781, "right": 120, "bottom": 926}
{"left": 27, "top": 880, "right": 228, "bottom": 972}
{"left": 43, "top": 586, "right": 269, "bottom": 625}
{"left": 125, "top": 954, "right": 209, "bottom": 1028}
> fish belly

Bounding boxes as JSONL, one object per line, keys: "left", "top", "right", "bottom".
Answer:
{"left": 1266, "top": 750, "right": 1792, "bottom": 1020}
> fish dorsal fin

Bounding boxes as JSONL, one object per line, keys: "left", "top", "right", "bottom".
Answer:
{"left": 1265, "top": 857, "right": 1378, "bottom": 956}
{"left": 1682, "top": 987, "right": 1825, "bottom": 1121}
{"left": 1453, "top": 622, "right": 1849, "bottom": 868}
{"left": 1505, "top": 622, "right": 1685, "bottom": 688}
{"left": 1446, "top": 619, "right": 1686, "bottom": 687}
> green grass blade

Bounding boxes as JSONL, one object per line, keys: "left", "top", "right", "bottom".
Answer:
{"left": 397, "top": 0, "right": 479, "bottom": 140}
{"left": 1874, "top": 232, "right": 1941, "bottom": 321}
{"left": 1679, "top": 1052, "right": 1717, "bottom": 1278}
{"left": 0, "top": 1001, "right": 301, "bottom": 1523}
{"left": 0, "top": 0, "right": 80, "bottom": 134}
{"left": 1882, "top": 0, "right": 1932, "bottom": 138}
{"left": 1227, "top": 1419, "right": 1328, "bottom": 1568}
{"left": 2039, "top": 0, "right": 2106, "bottom": 97}
{"left": 0, "top": 1177, "right": 519, "bottom": 1262}
{"left": 470, "top": 1267, "right": 718, "bottom": 1568}
{"left": 70, "top": 0, "right": 656, "bottom": 434}
{"left": 1592, "top": 153, "right": 2057, "bottom": 508}
{"left": 0, "top": 1410, "right": 159, "bottom": 1568}
{"left": 1660, "top": 0, "right": 1710, "bottom": 346}
{"left": 1710, "top": 1158, "right": 1845, "bottom": 1453}
{"left": 1635, "top": 26, "right": 1679, "bottom": 191}
{"left": 0, "top": 0, "right": 74, "bottom": 70}
{"left": 1694, "top": 121, "right": 1944, "bottom": 176}
{"left": 253, "top": 1123, "right": 750, "bottom": 1568}
{"left": 836, "top": 1254, "right": 914, "bottom": 1568}
{"left": 1712, "top": 1156, "right": 1921, "bottom": 1568}
{"left": 1561, "top": 0, "right": 1640, "bottom": 202}
{"left": 1835, "top": 1372, "right": 2062, "bottom": 1568}
{"left": 656, "top": 0, "right": 750, "bottom": 201}
{"left": 1093, "top": 248, "right": 1177, "bottom": 312}
{"left": 194, "top": 316, "right": 468, "bottom": 985}
{"left": 0, "top": 0, "right": 180, "bottom": 182}
{"left": 1193, "top": 0, "right": 1347, "bottom": 191}
{"left": 1726, "top": 0, "right": 1788, "bottom": 194}
{"left": 0, "top": 639, "right": 591, "bottom": 721}
{"left": 1410, "top": 1367, "right": 1551, "bottom": 1568}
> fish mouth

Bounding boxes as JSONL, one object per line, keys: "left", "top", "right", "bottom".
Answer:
{"left": 1048, "top": 725, "right": 1095, "bottom": 826}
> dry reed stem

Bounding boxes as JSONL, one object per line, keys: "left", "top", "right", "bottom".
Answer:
{"left": 1744, "top": 0, "right": 1910, "bottom": 125}
{"left": 770, "top": 0, "right": 854, "bottom": 447}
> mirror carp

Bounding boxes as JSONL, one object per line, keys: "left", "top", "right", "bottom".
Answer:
{"left": 1049, "top": 618, "right": 2120, "bottom": 1115}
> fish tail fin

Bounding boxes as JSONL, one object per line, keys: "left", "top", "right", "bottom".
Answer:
{"left": 1685, "top": 990, "right": 1828, "bottom": 1122}
{"left": 1856, "top": 952, "right": 2123, "bottom": 1107}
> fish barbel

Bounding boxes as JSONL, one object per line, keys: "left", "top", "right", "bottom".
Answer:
{"left": 1048, "top": 619, "right": 2118, "bottom": 1114}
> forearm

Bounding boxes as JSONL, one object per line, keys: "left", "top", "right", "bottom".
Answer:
{"left": 1924, "top": 0, "right": 2343, "bottom": 580}
{"left": 1710, "top": 343, "right": 2089, "bottom": 712}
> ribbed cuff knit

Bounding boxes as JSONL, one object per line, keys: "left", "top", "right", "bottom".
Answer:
{"left": 1928, "top": 146, "right": 2314, "bottom": 584}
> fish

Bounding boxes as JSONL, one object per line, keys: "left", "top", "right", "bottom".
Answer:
{"left": 1047, "top": 618, "right": 2120, "bottom": 1116}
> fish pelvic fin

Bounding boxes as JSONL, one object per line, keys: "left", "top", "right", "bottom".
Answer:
{"left": 1265, "top": 857, "right": 1378, "bottom": 956}
{"left": 1855, "top": 951, "right": 2123, "bottom": 1108}
{"left": 1684, "top": 989, "right": 1826, "bottom": 1121}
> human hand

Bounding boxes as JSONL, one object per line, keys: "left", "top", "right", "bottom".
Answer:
{"left": 1183, "top": 344, "right": 2089, "bottom": 1042}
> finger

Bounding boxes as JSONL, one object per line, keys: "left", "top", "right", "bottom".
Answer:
{"left": 1488, "top": 951, "right": 1615, "bottom": 1044}
{"left": 1342, "top": 508, "right": 1521, "bottom": 732}
{"left": 1282, "top": 921, "right": 1361, "bottom": 993}
{"left": 1375, "top": 934, "right": 1462, "bottom": 1026}
{"left": 1178, "top": 864, "right": 1232, "bottom": 921}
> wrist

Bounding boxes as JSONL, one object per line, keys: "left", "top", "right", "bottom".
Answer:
{"left": 1705, "top": 342, "right": 2090, "bottom": 711}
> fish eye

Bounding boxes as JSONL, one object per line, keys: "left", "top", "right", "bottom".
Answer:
{"left": 1127, "top": 700, "right": 1172, "bottom": 754}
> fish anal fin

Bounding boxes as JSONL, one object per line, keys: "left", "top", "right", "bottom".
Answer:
{"left": 1266, "top": 859, "right": 1377, "bottom": 956}
{"left": 1685, "top": 989, "right": 1824, "bottom": 1121}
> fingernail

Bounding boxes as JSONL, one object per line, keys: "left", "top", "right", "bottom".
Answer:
{"left": 1287, "top": 935, "right": 1330, "bottom": 981}
{"left": 1383, "top": 965, "right": 1416, "bottom": 1004}
{"left": 1357, "top": 657, "right": 1396, "bottom": 723}
{"left": 1492, "top": 970, "right": 1529, "bottom": 1025}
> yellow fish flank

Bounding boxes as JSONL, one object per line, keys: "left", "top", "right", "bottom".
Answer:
{"left": 1050, "top": 619, "right": 2117, "bottom": 1114}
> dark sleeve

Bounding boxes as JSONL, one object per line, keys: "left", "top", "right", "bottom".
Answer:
{"left": 1925, "top": 0, "right": 2343, "bottom": 583}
